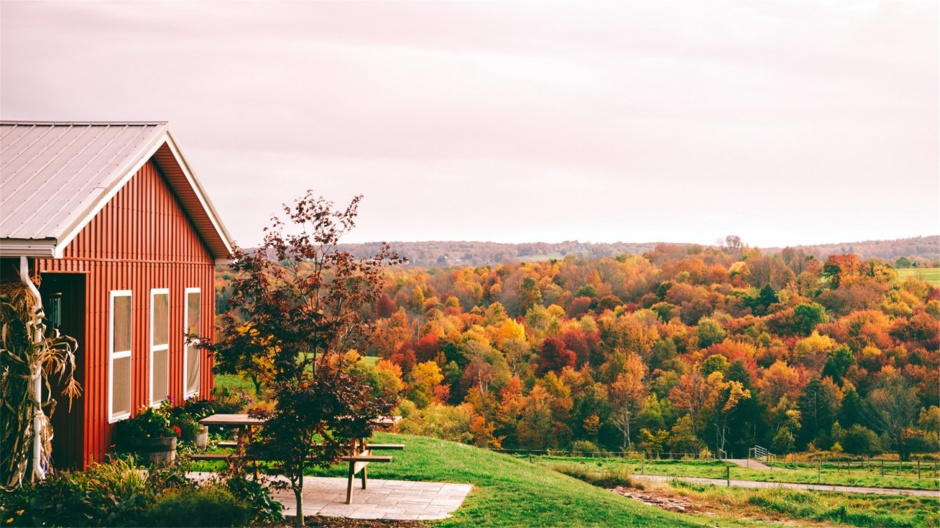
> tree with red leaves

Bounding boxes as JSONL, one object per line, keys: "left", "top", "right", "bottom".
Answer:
{"left": 536, "top": 337, "right": 576, "bottom": 376}
{"left": 205, "top": 192, "right": 402, "bottom": 527}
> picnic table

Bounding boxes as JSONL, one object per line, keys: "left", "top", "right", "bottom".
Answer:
{"left": 193, "top": 413, "right": 403, "bottom": 503}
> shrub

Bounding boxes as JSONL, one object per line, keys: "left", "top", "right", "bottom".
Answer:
{"left": 226, "top": 475, "right": 284, "bottom": 525}
{"left": 210, "top": 387, "right": 254, "bottom": 414}
{"left": 841, "top": 424, "right": 882, "bottom": 456}
{"left": 114, "top": 405, "right": 176, "bottom": 447}
{"left": 0, "top": 455, "right": 279, "bottom": 528}
{"left": 571, "top": 440, "right": 600, "bottom": 456}
{"left": 146, "top": 485, "right": 250, "bottom": 527}
{"left": 1, "top": 456, "right": 157, "bottom": 527}
{"left": 162, "top": 397, "right": 215, "bottom": 441}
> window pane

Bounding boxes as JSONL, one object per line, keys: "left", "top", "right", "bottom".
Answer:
{"left": 185, "top": 290, "right": 201, "bottom": 395}
{"left": 186, "top": 292, "right": 200, "bottom": 335}
{"left": 186, "top": 346, "right": 199, "bottom": 394}
{"left": 113, "top": 295, "right": 131, "bottom": 352}
{"left": 152, "top": 349, "right": 169, "bottom": 403}
{"left": 153, "top": 293, "right": 169, "bottom": 346}
{"left": 113, "top": 356, "right": 131, "bottom": 416}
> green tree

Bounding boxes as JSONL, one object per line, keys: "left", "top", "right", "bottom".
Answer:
{"left": 866, "top": 372, "right": 919, "bottom": 461}
{"left": 792, "top": 303, "right": 827, "bottom": 336}
{"left": 695, "top": 318, "right": 726, "bottom": 349}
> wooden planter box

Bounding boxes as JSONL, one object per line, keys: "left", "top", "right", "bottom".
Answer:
{"left": 127, "top": 436, "right": 177, "bottom": 466}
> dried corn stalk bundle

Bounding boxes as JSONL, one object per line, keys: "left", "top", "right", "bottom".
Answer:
{"left": 1, "top": 280, "right": 80, "bottom": 490}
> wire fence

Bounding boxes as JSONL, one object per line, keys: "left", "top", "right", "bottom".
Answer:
{"left": 492, "top": 448, "right": 716, "bottom": 460}
{"left": 493, "top": 448, "right": 940, "bottom": 483}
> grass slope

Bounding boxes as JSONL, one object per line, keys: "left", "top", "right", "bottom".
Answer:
{"left": 308, "top": 433, "right": 704, "bottom": 527}
{"left": 897, "top": 267, "right": 940, "bottom": 287}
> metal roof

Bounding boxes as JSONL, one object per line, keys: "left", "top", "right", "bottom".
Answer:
{"left": 0, "top": 121, "right": 234, "bottom": 261}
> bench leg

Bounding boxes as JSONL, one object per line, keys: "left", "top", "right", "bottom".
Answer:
{"left": 362, "top": 464, "right": 367, "bottom": 489}
{"left": 346, "top": 461, "right": 355, "bottom": 504}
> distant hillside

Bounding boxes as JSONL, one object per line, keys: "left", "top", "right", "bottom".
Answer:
{"left": 335, "top": 236, "right": 938, "bottom": 268}
{"left": 764, "top": 235, "right": 939, "bottom": 265}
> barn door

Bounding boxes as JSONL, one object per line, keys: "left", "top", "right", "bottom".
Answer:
{"left": 39, "top": 273, "right": 86, "bottom": 470}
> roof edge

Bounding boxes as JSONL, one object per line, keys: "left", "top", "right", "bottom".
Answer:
{"left": 0, "top": 240, "right": 57, "bottom": 258}
{"left": 1, "top": 120, "right": 168, "bottom": 126}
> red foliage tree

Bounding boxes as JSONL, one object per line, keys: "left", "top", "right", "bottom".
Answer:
{"left": 536, "top": 337, "right": 576, "bottom": 376}
{"left": 413, "top": 333, "right": 442, "bottom": 363}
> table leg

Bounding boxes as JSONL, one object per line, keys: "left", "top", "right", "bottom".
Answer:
{"left": 346, "top": 460, "right": 355, "bottom": 504}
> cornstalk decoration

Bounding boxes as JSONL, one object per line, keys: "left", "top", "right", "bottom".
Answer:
{"left": 0, "top": 259, "right": 80, "bottom": 490}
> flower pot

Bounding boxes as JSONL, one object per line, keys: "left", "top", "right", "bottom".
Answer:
{"left": 196, "top": 425, "right": 209, "bottom": 450}
{"left": 128, "top": 436, "right": 177, "bottom": 466}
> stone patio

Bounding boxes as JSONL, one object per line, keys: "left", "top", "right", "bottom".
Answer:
{"left": 188, "top": 473, "right": 473, "bottom": 521}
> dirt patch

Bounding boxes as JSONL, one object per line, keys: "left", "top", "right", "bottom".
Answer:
{"left": 609, "top": 485, "right": 698, "bottom": 513}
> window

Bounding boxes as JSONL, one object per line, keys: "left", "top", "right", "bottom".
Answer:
{"left": 109, "top": 290, "right": 132, "bottom": 422}
{"left": 150, "top": 289, "right": 169, "bottom": 406}
{"left": 183, "top": 288, "right": 201, "bottom": 397}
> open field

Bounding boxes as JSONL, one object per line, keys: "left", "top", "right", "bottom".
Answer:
{"left": 536, "top": 457, "right": 940, "bottom": 492}
{"left": 547, "top": 461, "right": 939, "bottom": 527}
{"left": 653, "top": 479, "right": 937, "bottom": 528}
{"left": 897, "top": 267, "right": 940, "bottom": 286}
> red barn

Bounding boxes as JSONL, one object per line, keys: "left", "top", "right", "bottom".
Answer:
{"left": 0, "top": 121, "right": 234, "bottom": 468}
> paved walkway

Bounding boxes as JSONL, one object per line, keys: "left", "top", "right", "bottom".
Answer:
{"left": 632, "top": 474, "right": 940, "bottom": 498}
{"left": 189, "top": 472, "right": 473, "bottom": 521}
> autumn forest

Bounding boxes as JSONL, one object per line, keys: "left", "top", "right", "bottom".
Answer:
{"left": 215, "top": 238, "right": 940, "bottom": 462}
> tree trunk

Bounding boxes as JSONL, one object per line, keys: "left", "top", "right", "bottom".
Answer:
{"left": 625, "top": 411, "right": 631, "bottom": 451}
{"left": 293, "top": 473, "right": 305, "bottom": 527}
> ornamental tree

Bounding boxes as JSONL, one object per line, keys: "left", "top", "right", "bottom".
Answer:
{"left": 204, "top": 192, "right": 402, "bottom": 526}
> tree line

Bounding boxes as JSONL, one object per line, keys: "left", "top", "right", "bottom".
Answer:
{"left": 215, "top": 239, "right": 939, "bottom": 461}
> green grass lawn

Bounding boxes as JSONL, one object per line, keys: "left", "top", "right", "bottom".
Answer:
{"left": 536, "top": 457, "right": 940, "bottom": 492}
{"left": 897, "top": 267, "right": 940, "bottom": 286}
{"left": 304, "top": 433, "right": 705, "bottom": 527}
{"left": 360, "top": 355, "right": 380, "bottom": 366}
{"left": 214, "top": 373, "right": 257, "bottom": 395}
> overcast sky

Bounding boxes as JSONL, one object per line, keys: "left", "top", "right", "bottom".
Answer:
{"left": 2, "top": 1, "right": 937, "bottom": 249}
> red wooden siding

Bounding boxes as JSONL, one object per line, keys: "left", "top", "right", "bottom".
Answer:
{"left": 37, "top": 160, "right": 217, "bottom": 467}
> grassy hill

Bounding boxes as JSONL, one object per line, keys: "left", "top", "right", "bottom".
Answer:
{"left": 307, "top": 432, "right": 704, "bottom": 527}
{"left": 897, "top": 267, "right": 940, "bottom": 287}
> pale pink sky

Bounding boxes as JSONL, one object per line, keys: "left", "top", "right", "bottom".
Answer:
{"left": 2, "top": 1, "right": 937, "bottom": 248}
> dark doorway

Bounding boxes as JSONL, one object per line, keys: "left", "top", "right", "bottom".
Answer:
{"left": 39, "top": 273, "right": 86, "bottom": 470}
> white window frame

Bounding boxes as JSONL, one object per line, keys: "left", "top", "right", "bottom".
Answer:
{"left": 150, "top": 288, "right": 170, "bottom": 407}
{"left": 108, "top": 290, "right": 133, "bottom": 423}
{"left": 183, "top": 287, "right": 201, "bottom": 398}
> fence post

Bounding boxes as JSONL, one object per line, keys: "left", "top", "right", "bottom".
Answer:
{"left": 817, "top": 457, "right": 821, "bottom": 484}
{"left": 641, "top": 452, "right": 645, "bottom": 475}
{"left": 917, "top": 459, "right": 921, "bottom": 479}
{"left": 881, "top": 459, "right": 884, "bottom": 477}
{"left": 726, "top": 464, "right": 730, "bottom": 487}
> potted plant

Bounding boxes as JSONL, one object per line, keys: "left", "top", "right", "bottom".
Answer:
{"left": 114, "top": 406, "right": 179, "bottom": 465}
{"left": 163, "top": 396, "right": 215, "bottom": 450}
